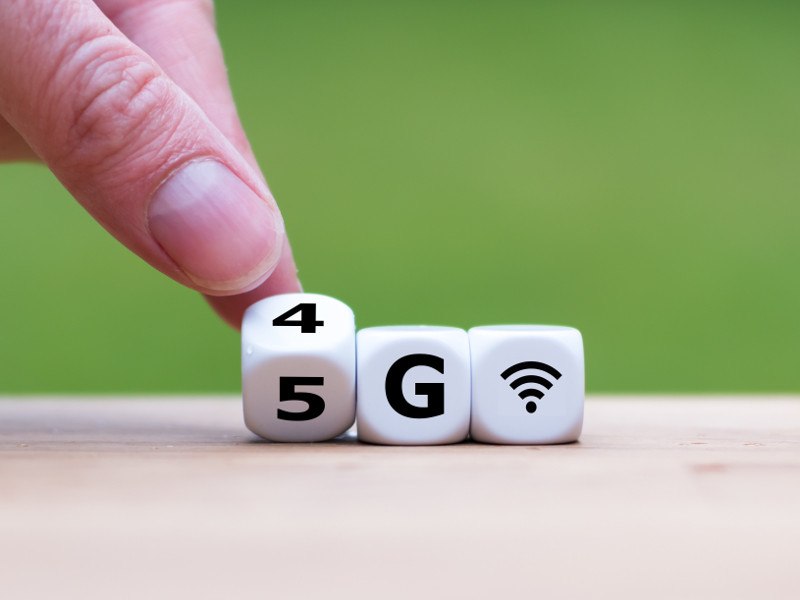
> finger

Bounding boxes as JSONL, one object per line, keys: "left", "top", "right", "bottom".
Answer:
{"left": 96, "top": 0, "right": 258, "bottom": 172}
{"left": 0, "top": 0, "right": 284, "bottom": 295}
{"left": 205, "top": 237, "right": 302, "bottom": 329}
{"left": 95, "top": 0, "right": 301, "bottom": 324}
{"left": 0, "top": 117, "right": 38, "bottom": 162}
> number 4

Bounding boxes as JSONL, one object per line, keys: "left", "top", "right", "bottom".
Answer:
{"left": 272, "top": 303, "right": 325, "bottom": 333}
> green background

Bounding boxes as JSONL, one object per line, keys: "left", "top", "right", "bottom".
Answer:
{"left": 1, "top": 1, "right": 799, "bottom": 393}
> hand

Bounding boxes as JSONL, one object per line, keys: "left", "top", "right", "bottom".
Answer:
{"left": 0, "top": 0, "right": 301, "bottom": 328}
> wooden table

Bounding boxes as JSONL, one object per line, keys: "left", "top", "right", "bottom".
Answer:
{"left": 1, "top": 397, "right": 798, "bottom": 599}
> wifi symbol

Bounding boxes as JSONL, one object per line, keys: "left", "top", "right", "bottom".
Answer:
{"left": 500, "top": 361, "right": 562, "bottom": 414}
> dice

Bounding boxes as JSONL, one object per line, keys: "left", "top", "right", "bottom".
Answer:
{"left": 242, "top": 295, "right": 584, "bottom": 445}
{"left": 241, "top": 293, "right": 356, "bottom": 442}
{"left": 469, "top": 326, "right": 584, "bottom": 444}
{"left": 356, "top": 326, "right": 471, "bottom": 445}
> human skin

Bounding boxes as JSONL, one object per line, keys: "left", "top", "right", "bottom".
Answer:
{"left": 0, "top": 0, "right": 301, "bottom": 328}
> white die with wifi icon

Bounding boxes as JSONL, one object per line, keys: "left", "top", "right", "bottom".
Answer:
{"left": 469, "top": 326, "right": 584, "bottom": 445}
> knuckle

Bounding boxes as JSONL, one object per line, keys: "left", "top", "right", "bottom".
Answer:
{"left": 57, "top": 34, "right": 181, "bottom": 173}
{"left": 195, "top": 0, "right": 216, "bottom": 21}
{"left": 181, "top": 0, "right": 216, "bottom": 22}
{"left": 150, "top": 0, "right": 216, "bottom": 23}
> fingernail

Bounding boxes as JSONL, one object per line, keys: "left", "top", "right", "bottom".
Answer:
{"left": 148, "top": 160, "right": 283, "bottom": 293}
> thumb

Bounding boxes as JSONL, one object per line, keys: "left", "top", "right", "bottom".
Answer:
{"left": 0, "top": 0, "right": 283, "bottom": 295}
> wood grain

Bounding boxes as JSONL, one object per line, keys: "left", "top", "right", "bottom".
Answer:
{"left": 1, "top": 397, "right": 798, "bottom": 599}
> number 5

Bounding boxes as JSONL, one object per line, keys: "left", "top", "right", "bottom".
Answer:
{"left": 278, "top": 377, "right": 325, "bottom": 421}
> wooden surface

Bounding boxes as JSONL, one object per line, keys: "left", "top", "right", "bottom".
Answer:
{"left": 1, "top": 397, "right": 798, "bottom": 599}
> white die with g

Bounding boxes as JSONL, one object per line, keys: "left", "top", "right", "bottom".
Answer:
{"left": 356, "top": 326, "right": 471, "bottom": 445}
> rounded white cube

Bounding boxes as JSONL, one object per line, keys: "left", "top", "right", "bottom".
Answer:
{"left": 469, "top": 325, "right": 584, "bottom": 444}
{"left": 357, "top": 326, "right": 471, "bottom": 445}
{"left": 242, "top": 293, "right": 356, "bottom": 442}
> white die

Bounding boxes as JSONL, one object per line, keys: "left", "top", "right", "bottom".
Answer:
{"left": 469, "top": 326, "right": 584, "bottom": 444}
{"left": 242, "top": 293, "right": 356, "bottom": 442}
{"left": 356, "top": 326, "right": 471, "bottom": 445}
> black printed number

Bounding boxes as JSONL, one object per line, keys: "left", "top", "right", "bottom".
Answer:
{"left": 278, "top": 377, "right": 325, "bottom": 421}
{"left": 272, "top": 303, "right": 324, "bottom": 333}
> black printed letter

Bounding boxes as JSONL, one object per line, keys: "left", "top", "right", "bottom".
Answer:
{"left": 384, "top": 354, "right": 445, "bottom": 418}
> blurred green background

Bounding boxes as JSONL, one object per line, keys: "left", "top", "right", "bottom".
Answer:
{"left": 1, "top": 1, "right": 799, "bottom": 393}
